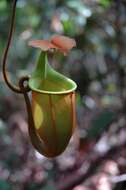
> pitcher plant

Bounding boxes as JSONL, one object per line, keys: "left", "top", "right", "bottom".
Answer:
{"left": 2, "top": 0, "right": 77, "bottom": 158}
{"left": 27, "top": 36, "right": 77, "bottom": 157}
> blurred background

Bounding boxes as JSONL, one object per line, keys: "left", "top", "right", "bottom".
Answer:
{"left": 1, "top": 0, "right": 126, "bottom": 189}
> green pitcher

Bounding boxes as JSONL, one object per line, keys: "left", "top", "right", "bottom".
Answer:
{"left": 28, "top": 49, "right": 77, "bottom": 157}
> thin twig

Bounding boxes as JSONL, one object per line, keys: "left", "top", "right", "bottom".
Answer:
{"left": 114, "top": 0, "right": 125, "bottom": 99}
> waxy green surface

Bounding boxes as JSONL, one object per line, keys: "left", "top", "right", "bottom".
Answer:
{"left": 28, "top": 52, "right": 77, "bottom": 157}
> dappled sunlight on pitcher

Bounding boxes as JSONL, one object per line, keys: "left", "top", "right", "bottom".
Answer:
{"left": 28, "top": 36, "right": 77, "bottom": 157}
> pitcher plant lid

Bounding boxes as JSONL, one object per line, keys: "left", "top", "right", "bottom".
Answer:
{"left": 28, "top": 35, "right": 77, "bottom": 94}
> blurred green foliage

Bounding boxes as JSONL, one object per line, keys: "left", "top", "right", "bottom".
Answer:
{"left": 0, "top": 179, "right": 13, "bottom": 190}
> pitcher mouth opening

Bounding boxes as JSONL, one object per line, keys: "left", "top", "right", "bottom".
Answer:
{"left": 28, "top": 77, "right": 77, "bottom": 95}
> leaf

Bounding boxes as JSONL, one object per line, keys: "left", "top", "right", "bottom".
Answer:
{"left": 41, "top": 186, "right": 56, "bottom": 190}
{"left": 87, "top": 110, "right": 116, "bottom": 139}
{"left": 100, "top": 0, "right": 112, "bottom": 8}
{"left": 0, "top": 1, "right": 7, "bottom": 10}
{"left": 0, "top": 179, "right": 13, "bottom": 190}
